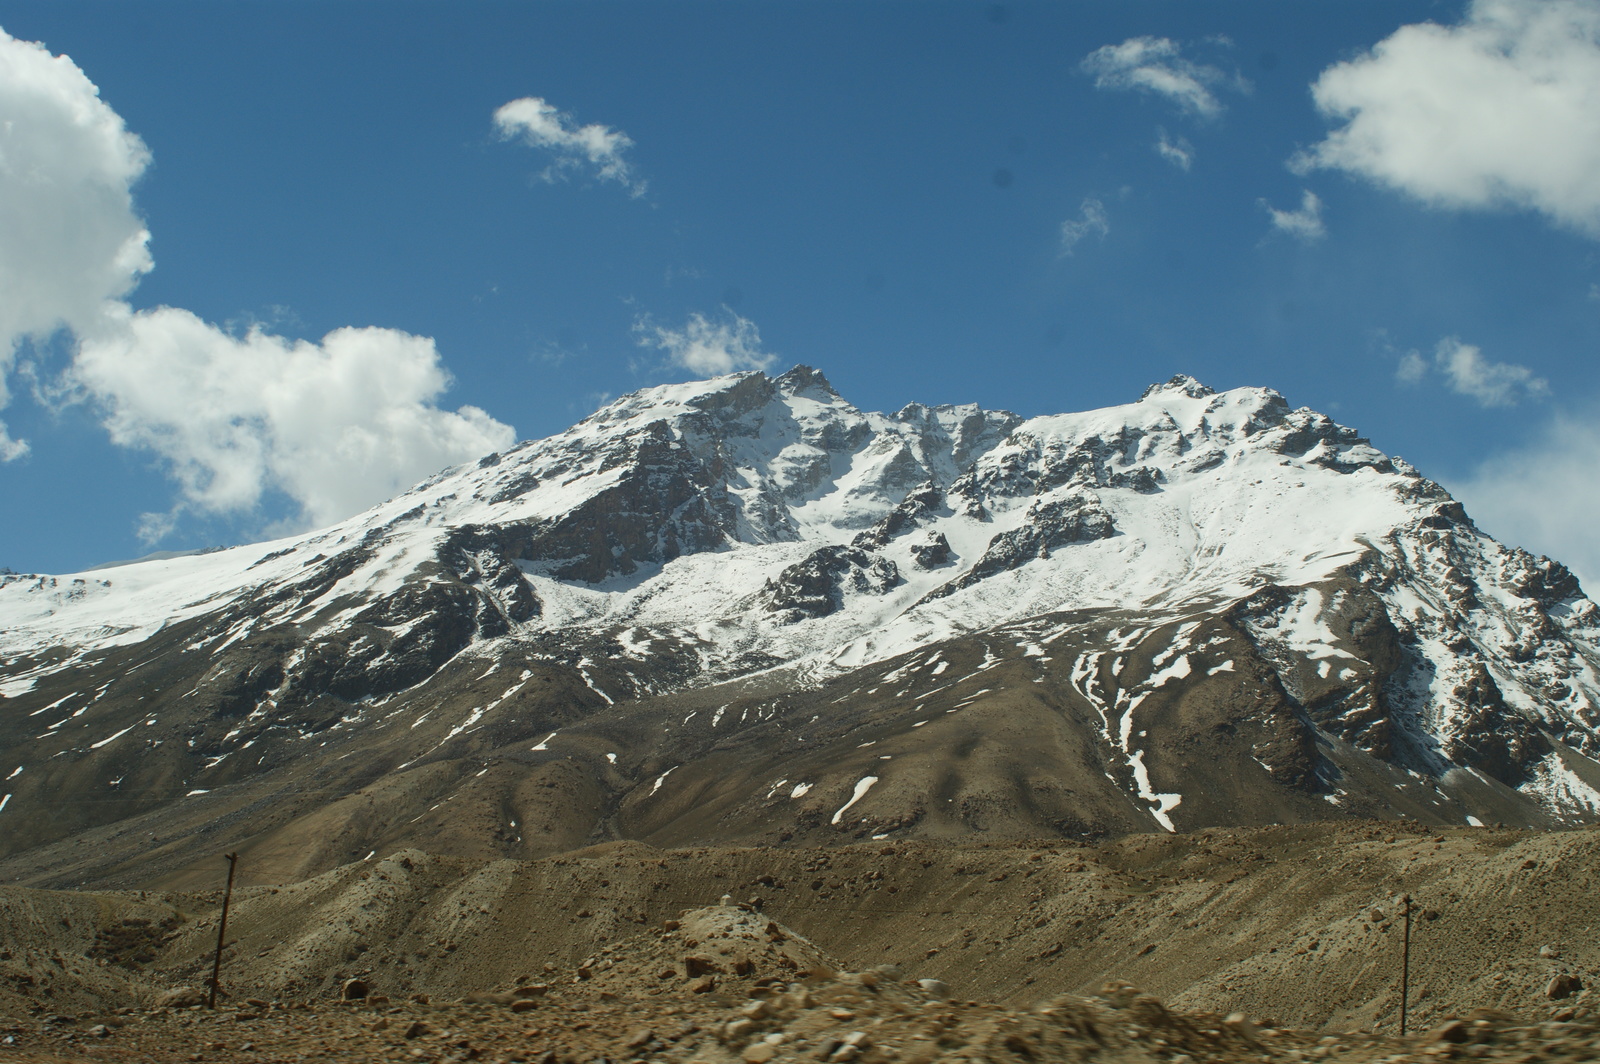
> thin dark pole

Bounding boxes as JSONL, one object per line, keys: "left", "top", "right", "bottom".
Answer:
{"left": 1399, "top": 893, "right": 1412, "bottom": 1036}
{"left": 208, "top": 853, "right": 239, "bottom": 1010}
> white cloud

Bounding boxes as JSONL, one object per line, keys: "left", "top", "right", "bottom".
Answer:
{"left": 72, "top": 304, "right": 515, "bottom": 529}
{"left": 1395, "top": 348, "right": 1429, "bottom": 384}
{"left": 1081, "top": 36, "right": 1247, "bottom": 118}
{"left": 637, "top": 309, "right": 775, "bottom": 376}
{"left": 1262, "top": 189, "right": 1326, "bottom": 241}
{"left": 1453, "top": 404, "right": 1600, "bottom": 587}
{"left": 494, "top": 96, "right": 644, "bottom": 197}
{"left": 1295, "top": 0, "right": 1600, "bottom": 236}
{"left": 0, "top": 424, "right": 26, "bottom": 461}
{"left": 1154, "top": 127, "right": 1193, "bottom": 170}
{"left": 0, "top": 27, "right": 153, "bottom": 459}
{"left": 1397, "top": 336, "right": 1549, "bottom": 406}
{"left": 0, "top": 29, "right": 516, "bottom": 535}
{"left": 1435, "top": 337, "right": 1549, "bottom": 406}
{"left": 1059, "top": 198, "right": 1110, "bottom": 255}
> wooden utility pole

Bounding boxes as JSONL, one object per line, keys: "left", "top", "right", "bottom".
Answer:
{"left": 208, "top": 853, "right": 239, "bottom": 1009}
{"left": 1399, "top": 893, "right": 1413, "bottom": 1036}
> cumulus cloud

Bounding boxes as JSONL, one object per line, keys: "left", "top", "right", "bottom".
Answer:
{"left": 73, "top": 305, "right": 515, "bottom": 531}
{"left": 1081, "top": 36, "right": 1247, "bottom": 118}
{"left": 1294, "top": 0, "right": 1600, "bottom": 236}
{"left": 1397, "top": 336, "right": 1549, "bottom": 407}
{"left": 0, "top": 424, "right": 26, "bottom": 461}
{"left": 1059, "top": 198, "right": 1110, "bottom": 255}
{"left": 636, "top": 309, "right": 775, "bottom": 376}
{"left": 1155, "top": 127, "right": 1194, "bottom": 170}
{"left": 1262, "top": 189, "right": 1326, "bottom": 241}
{"left": 1453, "top": 404, "right": 1600, "bottom": 587}
{"left": 494, "top": 96, "right": 644, "bottom": 196}
{"left": 0, "top": 28, "right": 516, "bottom": 537}
{"left": 0, "top": 27, "right": 153, "bottom": 458}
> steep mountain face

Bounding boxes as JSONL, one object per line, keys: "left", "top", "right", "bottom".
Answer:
{"left": 3, "top": 368, "right": 1600, "bottom": 888}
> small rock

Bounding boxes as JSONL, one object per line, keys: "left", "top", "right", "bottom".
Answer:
{"left": 685, "top": 955, "right": 722, "bottom": 978}
{"left": 87, "top": 1024, "right": 109, "bottom": 1038}
{"left": 724, "top": 1018, "right": 758, "bottom": 1042}
{"left": 1098, "top": 981, "right": 1141, "bottom": 1008}
{"left": 1429, "top": 1020, "right": 1471, "bottom": 1044}
{"left": 1548, "top": 974, "right": 1584, "bottom": 1000}
{"left": 341, "top": 978, "right": 369, "bottom": 1001}
{"left": 1540, "top": 945, "right": 1561, "bottom": 959}
{"left": 742, "top": 1044, "right": 777, "bottom": 1063}
{"left": 689, "top": 975, "right": 717, "bottom": 994}
{"left": 510, "top": 1000, "right": 538, "bottom": 1013}
{"left": 624, "top": 1028, "right": 654, "bottom": 1049}
{"left": 916, "top": 979, "right": 950, "bottom": 1000}
{"left": 404, "top": 1021, "right": 432, "bottom": 1040}
{"left": 154, "top": 988, "right": 206, "bottom": 1009}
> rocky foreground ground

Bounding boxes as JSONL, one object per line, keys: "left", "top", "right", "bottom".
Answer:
{"left": 1, "top": 958, "right": 1596, "bottom": 1064}
{"left": 3, "top": 900, "right": 1599, "bottom": 1064}
{"left": 3, "top": 824, "right": 1600, "bottom": 1062}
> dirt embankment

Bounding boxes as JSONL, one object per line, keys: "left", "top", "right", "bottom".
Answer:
{"left": 1, "top": 822, "right": 1598, "bottom": 1061}
{"left": 1, "top": 903, "right": 1597, "bottom": 1064}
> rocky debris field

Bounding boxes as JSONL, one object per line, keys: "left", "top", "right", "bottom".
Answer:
{"left": 2, "top": 956, "right": 1599, "bottom": 1064}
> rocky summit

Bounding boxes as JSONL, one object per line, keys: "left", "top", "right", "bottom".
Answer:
{"left": 3, "top": 368, "right": 1600, "bottom": 887}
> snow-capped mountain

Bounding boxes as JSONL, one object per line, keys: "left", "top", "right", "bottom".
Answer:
{"left": 3, "top": 368, "right": 1599, "bottom": 887}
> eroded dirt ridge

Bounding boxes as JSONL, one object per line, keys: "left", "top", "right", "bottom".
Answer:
{"left": 2, "top": 824, "right": 1600, "bottom": 1061}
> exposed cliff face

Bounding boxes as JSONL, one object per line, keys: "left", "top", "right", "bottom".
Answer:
{"left": 4, "top": 369, "right": 1600, "bottom": 887}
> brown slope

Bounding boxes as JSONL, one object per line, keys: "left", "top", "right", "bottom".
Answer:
{"left": 4, "top": 822, "right": 1597, "bottom": 1038}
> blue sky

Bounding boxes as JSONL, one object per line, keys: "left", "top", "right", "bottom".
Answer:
{"left": 2, "top": 1, "right": 1599, "bottom": 581}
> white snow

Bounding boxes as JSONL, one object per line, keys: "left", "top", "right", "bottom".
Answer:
{"left": 2, "top": 372, "right": 1594, "bottom": 828}
{"left": 831, "top": 775, "right": 879, "bottom": 825}
{"left": 1127, "top": 750, "right": 1182, "bottom": 832}
{"left": 4, "top": 766, "right": 19, "bottom": 780}
{"left": 650, "top": 768, "right": 676, "bottom": 795}
{"left": 1521, "top": 754, "right": 1600, "bottom": 817}
{"left": 789, "top": 782, "right": 812, "bottom": 799}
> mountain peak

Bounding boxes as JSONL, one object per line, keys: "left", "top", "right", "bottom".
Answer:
{"left": 6, "top": 364, "right": 1600, "bottom": 873}
{"left": 774, "top": 364, "right": 839, "bottom": 400}
{"left": 1140, "top": 374, "right": 1216, "bottom": 401}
